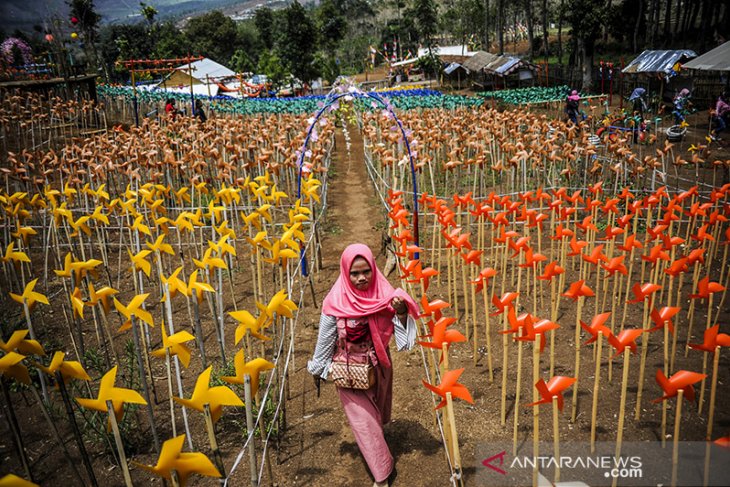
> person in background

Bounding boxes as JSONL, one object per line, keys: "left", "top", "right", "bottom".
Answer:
{"left": 629, "top": 87, "right": 648, "bottom": 120}
{"left": 672, "top": 88, "right": 691, "bottom": 124}
{"left": 194, "top": 99, "right": 207, "bottom": 123}
{"left": 164, "top": 98, "right": 177, "bottom": 120}
{"left": 565, "top": 89, "right": 580, "bottom": 125}
{"left": 711, "top": 91, "right": 729, "bottom": 141}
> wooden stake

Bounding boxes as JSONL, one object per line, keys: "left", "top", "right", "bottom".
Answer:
{"left": 513, "top": 326, "right": 524, "bottom": 455}
{"left": 612, "top": 349, "right": 630, "bottom": 487}
{"left": 590, "top": 332, "right": 603, "bottom": 452}
{"left": 56, "top": 373, "right": 98, "bottom": 486}
{"left": 445, "top": 391, "right": 463, "bottom": 487}
{"left": 552, "top": 395, "right": 560, "bottom": 484}
{"left": 107, "top": 400, "right": 133, "bottom": 487}
{"left": 706, "top": 347, "right": 720, "bottom": 441}
{"left": 203, "top": 404, "right": 226, "bottom": 478}
{"left": 1, "top": 376, "right": 33, "bottom": 482}
{"left": 244, "top": 374, "right": 259, "bottom": 487}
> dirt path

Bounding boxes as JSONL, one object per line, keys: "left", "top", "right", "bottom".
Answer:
{"left": 276, "top": 124, "right": 447, "bottom": 486}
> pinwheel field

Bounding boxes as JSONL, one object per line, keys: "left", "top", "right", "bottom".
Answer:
{"left": 1, "top": 81, "right": 729, "bottom": 487}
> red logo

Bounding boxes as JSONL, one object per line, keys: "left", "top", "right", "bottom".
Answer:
{"left": 482, "top": 450, "right": 508, "bottom": 475}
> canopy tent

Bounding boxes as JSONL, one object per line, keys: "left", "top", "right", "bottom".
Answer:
{"left": 622, "top": 49, "right": 697, "bottom": 77}
{"left": 157, "top": 58, "right": 236, "bottom": 96}
{"left": 391, "top": 45, "right": 475, "bottom": 68}
{"left": 682, "top": 41, "right": 730, "bottom": 71}
{"left": 462, "top": 51, "right": 500, "bottom": 73}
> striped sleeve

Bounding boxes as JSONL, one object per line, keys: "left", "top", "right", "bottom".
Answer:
{"left": 307, "top": 314, "right": 337, "bottom": 380}
{"left": 393, "top": 314, "right": 416, "bottom": 351}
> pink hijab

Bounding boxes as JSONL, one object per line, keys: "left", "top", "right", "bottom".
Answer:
{"left": 322, "top": 243, "right": 418, "bottom": 368}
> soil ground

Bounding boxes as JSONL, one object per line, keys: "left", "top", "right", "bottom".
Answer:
{"left": 1, "top": 95, "right": 729, "bottom": 487}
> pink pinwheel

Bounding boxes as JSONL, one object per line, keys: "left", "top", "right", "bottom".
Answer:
{"left": 525, "top": 376, "right": 577, "bottom": 411}
{"left": 653, "top": 370, "right": 706, "bottom": 403}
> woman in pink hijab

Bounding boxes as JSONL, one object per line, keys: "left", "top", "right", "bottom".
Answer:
{"left": 308, "top": 243, "right": 418, "bottom": 487}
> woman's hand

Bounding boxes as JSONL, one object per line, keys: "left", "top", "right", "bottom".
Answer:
{"left": 391, "top": 297, "right": 408, "bottom": 316}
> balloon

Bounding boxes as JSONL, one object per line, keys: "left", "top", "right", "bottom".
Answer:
{"left": 71, "top": 32, "right": 78, "bottom": 39}
{"left": 71, "top": 16, "right": 79, "bottom": 24}
{"left": 45, "top": 34, "right": 54, "bottom": 42}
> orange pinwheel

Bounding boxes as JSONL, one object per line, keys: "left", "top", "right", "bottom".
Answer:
{"left": 525, "top": 376, "right": 576, "bottom": 411}
{"left": 689, "top": 277, "right": 725, "bottom": 299}
{"left": 580, "top": 312, "right": 612, "bottom": 345}
{"left": 627, "top": 282, "right": 662, "bottom": 304}
{"left": 617, "top": 234, "right": 643, "bottom": 253}
{"left": 653, "top": 370, "right": 706, "bottom": 403}
{"left": 607, "top": 329, "right": 644, "bottom": 358}
{"left": 641, "top": 244, "right": 670, "bottom": 266}
{"left": 664, "top": 257, "right": 689, "bottom": 277}
{"left": 420, "top": 295, "right": 451, "bottom": 319}
{"left": 581, "top": 244, "right": 607, "bottom": 266}
{"left": 422, "top": 368, "right": 474, "bottom": 410}
{"left": 460, "top": 249, "right": 483, "bottom": 267}
{"left": 470, "top": 267, "right": 497, "bottom": 294}
{"left": 688, "top": 324, "right": 730, "bottom": 353}
{"left": 567, "top": 236, "right": 588, "bottom": 257}
{"left": 647, "top": 307, "right": 681, "bottom": 333}
{"left": 518, "top": 317, "right": 560, "bottom": 352}
{"left": 562, "top": 280, "right": 594, "bottom": 301}
{"left": 601, "top": 255, "right": 628, "bottom": 276}
{"left": 519, "top": 248, "right": 547, "bottom": 268}
{"left": 500, "top": 310, "right": 532, "bottom": 336}
{"left": 537, "top": 261, "right": 565, "bottom": 281}
{"left": 491, "top": 292, "right": 519, "bottom": 316}
{"left": 419, "top": 316, "right": 466, "bottom": 358}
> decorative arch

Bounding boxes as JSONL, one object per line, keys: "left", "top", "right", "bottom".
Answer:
{"left": 296, "top": 78, "right": 421, "bottom": 257}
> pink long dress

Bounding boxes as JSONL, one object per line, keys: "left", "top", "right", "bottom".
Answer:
{"left": 334, "top": 317, "right": 394, "bottom": 483}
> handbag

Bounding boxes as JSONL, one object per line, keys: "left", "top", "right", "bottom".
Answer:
{"left": 328, "top": 320, "right": 375, "bottom": 390}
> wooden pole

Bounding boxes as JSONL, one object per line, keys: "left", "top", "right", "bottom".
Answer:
{"left": 706, "top": 347, "right": 720, "bottom": 441}
{"left": 57, "top": 373, "right": 98, "bottom": 486}
{"left": 203, "top": 404, "right": 226, "bottom": 478}
{"left": 244, "top": 374, "right": 259, "bottom": 487}
{"left": 106, "top": 400, "right": 133, "bottom": 487}
{"left": 612, "top": 349, "right": 631, "bottom": 487}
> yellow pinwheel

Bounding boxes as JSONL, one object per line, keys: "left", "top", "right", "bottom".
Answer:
{"left": 216, "top": 183, "right": 241, "bottom": 205}
{"left": 10, "top": 279, "right": 49, "bottom": 309}
{"left": 269, "top": 185, "right": 288, "bottom": 205}
{"left": 130, "top": 214, "right": 152, "bottom": 237}
{"left": 71, "top": 257, "right": 103, "bottom": 284}
{"left": 0, "top": 352, "right": 31, "bottom": 384}
{"left": 173, "top": 213, "right": 194, "bottom": 233}
{"left": 90, "top": 205, "right": 109, "bottom": 225}
{"left": 188, "top": 270, "right": 214, "bottom": 302}
{"left": 262, "top": 289, "right": 297, "bottom": 320}
{"left": 62, "top": 182, "right": 77, "bottom": 202}
{"left": 0, "top": 473, "right": 39, "bottom": 486}
{"left": 256, "top": 204, "right": 273, "bottom": 223}
{"left": 2, "top": 242, "right": 31, "bottom": 264}
{"left": 193, "top": 247, "right": 227, "bottom": 272}
{"left": 88, "top": 283, "right": 118, "bottom": 314}
{"left": 69, "top": 215, "right": 92, "bottom": 237}
{"left": 173, "top": 366, "right": 243, "bottom": 423}
{"left": 134, "top": 434, "right": 220, "bottom": 486}
{"left": 163, "top": 266, "right": 189, "bottom": 299}
{"left": 246, "top": 230, "right": 269, "bottom": 251}
{"left": 0, "top": 329, "right": 44, "bottom": 356}
{"left": 151, "top": 327, "right": 195, "bottom": 368}
{"left": 147, "top": 234, "right": 174, "bottom": 256}
{"left": 76, "top": 365, "right": 147, "bottom": 424}
{"left": 36, "top": 351, "right": 91, "bottom": 382}
{"left": 280, "top": 225, "right": 302, "bottom": 252}
{"left": 230, "top": 309, "right": 270, "bottom": 343}
{"left": 210, "top": 234, "right": 236, "bottom": 258}
{"left": 11, "top": 226, "right": 36, "bottom": 245}
{"left": 70, "top": 286, "right": 86, "bottom": 319}
{"left": 241, "top": 211, "right": 262, "bottom": 230}
{"left": 174, "top": 186, "right": 191, "bottom": 204}
{"left": 262, "top": 240, "right": 298, "bottom": 266}
{"left": 221, "top": 349, "right": 274, "bottom": 397}
{"left": 206, "top": 200, "right": 226, "bottom": 224}
{"left": 113, "top": 294, "right": 154, "bottom": 332}
{"left": 52, "top": 203, "right": 72, "bottom": 226}
{"left": 301, "top": 176, "right": 322, "bottom": 203}
{"left": 214, "top": 220, "right": 235, "bottom": 240}
{"left": 129, "top": 249, "right": 152, "bottom": 277}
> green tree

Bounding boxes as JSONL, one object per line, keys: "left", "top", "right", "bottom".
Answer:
{"left": 257, "top": 49, "right": 287, "bottom": 88}
{"left": 67, "top": 0, "right": 102, "bottom": 74}
{"left": 565, "top": 0, "right": 604, "bottom": 92}
{"left": 278, "top": 1, "right": 319, "bottom": 83}
{"left": 153, "top": 22, "right": 189, "bottom": 59}
{"left": 140, "top": 2, "right": 158, "bottom": 26}
{"left": 317, "top": 0, "right": 346, "bottom": 53}
{"left": 254, "top": 7, "right": 275, "bottom": 50}
{"left": 184, "top": 10, "right": 238, "bottom": 65}
{"left": 413, "top": 0, "right": 438, "bottom": 49}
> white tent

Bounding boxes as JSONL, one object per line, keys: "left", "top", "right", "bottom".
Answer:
{"left": 156, "top": 58, "right": 236, "bottom": 96}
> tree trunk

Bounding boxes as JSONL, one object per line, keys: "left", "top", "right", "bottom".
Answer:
{"left": 603, "top": 0, "right": 612, "bottom": 44}
{"left": 581, "top": 38, "right": 594, "bottom": 93}
{"left": 674, "top": 0, "right": 684, "bottom": 40}
{"left": 498, "top": 0, "right": 505, "bottom": 53}
{"left": 513, "top": 6, "right": 518, "bottom": 52}
{"left": 542, "top": 0, "right": 549, "bottom": 57}
{"left": 557, "top": 0, "right": 564, "bottom": 63}
{"left": 699, "top": 0, "right": 710, "bottom": 52}
{"left": 485, "top": 0, "right": 490, "bottom": 50}
{"left": 663, "top": 0, "right": 673, "bottom": 47}
{"left": 633, "top": 0, "right": 644, "bottom": 53}
{"left": 650, "top": 0, "right": 661, "bottom": 48}
{"left": 525, "top": 0, "right": 534, "bottom": 59}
